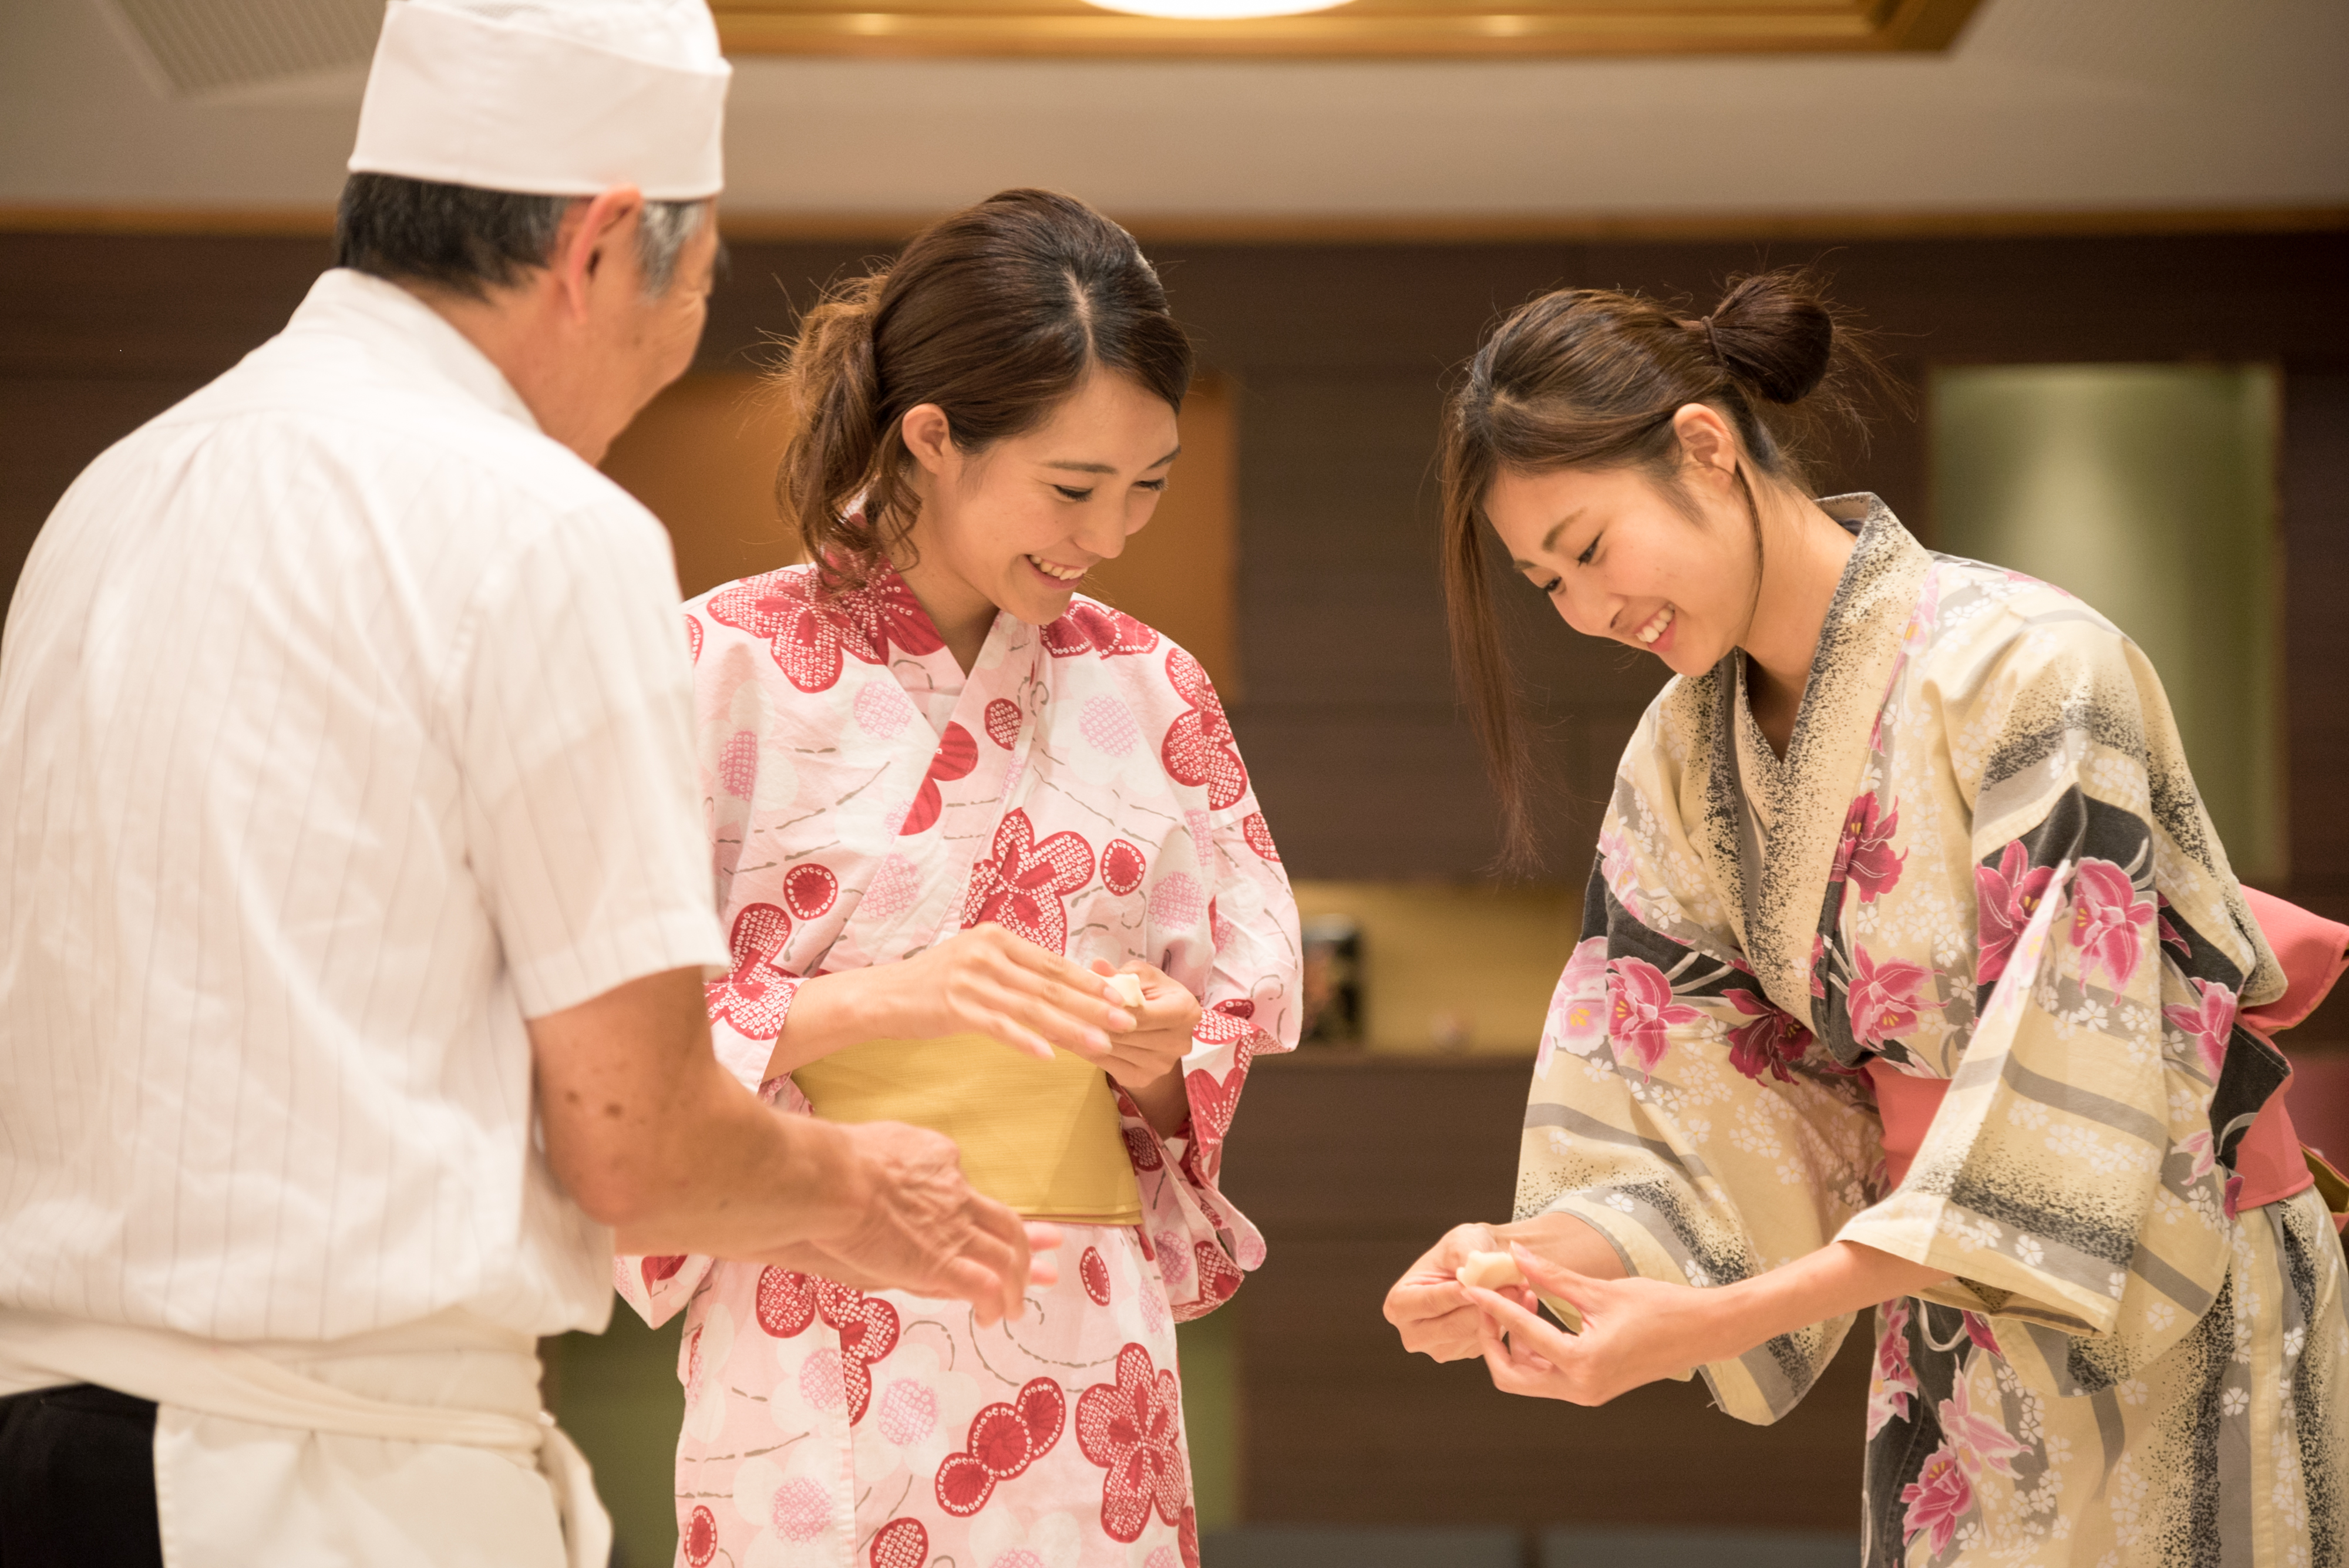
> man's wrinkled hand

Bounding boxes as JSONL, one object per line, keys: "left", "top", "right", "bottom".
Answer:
{"left": 790, "top": 1119, "right": 1056, "bottom": 1325}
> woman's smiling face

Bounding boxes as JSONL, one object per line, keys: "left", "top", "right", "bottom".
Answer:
{"left": 1482, "top": 451, "right": 1761, "bottom": 680}
{"left": 903, "top": 371, "right": 1182, "bottom": 628}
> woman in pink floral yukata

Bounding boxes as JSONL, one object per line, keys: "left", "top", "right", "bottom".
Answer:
{"left": 618, "top": 190, "right": 1300, "bottom": 1568}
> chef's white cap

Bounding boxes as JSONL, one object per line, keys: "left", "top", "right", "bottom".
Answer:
{"left": 348, "top": 0, "right": 731, "bottom": 201}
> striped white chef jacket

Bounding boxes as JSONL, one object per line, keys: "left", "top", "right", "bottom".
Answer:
{"left": 0, "top": 268, "right": 728, "bottom": 1346}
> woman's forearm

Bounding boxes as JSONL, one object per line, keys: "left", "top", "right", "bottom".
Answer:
{"left": 1694, "top": 1241, "right": 1951, "bottom": 1366}
{"left": 1495, "top": 1211, "right": 1630, "bottom": 1281}
{"left": 762, "top": 967, "right": 914, "bottom": 1081}
{"left": 1126, "top": 1064, "right": 1190, "bottom": 1138}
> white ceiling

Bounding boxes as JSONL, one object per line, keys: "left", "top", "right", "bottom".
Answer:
{"left": 2, "top": 0, "right": 2344, "bottom": 223}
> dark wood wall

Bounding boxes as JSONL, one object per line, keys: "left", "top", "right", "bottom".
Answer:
{"left": 18, "top": 228, "right": 2343, "bottom": 891}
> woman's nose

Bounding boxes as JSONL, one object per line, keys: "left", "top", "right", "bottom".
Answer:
{"left": 1078, "top": 500, "right": 1138, "bottom": 562}
{"left": 1557, "top": 581, "right": 1617, "bottom": 639}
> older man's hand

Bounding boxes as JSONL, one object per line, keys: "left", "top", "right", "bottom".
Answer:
{"left": 779, "top": 1119, "right": 1058, "bottom": 1325}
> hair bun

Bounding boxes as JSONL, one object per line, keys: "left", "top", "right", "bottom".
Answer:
{"left": 1708, "top": 270, "right": 1836, "bottom": 405}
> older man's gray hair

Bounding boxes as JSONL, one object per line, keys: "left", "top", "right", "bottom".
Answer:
{"left": 334, "top": 173, "right": 709, "bottom": 300}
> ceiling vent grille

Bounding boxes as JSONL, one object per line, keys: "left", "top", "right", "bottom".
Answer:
{"left": 106, "top": 0, "right": 386, "bottom": 97}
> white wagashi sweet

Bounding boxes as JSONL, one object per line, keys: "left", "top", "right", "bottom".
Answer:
{"left": 1456, "top": 1248, "right": 1584, "bottom": 1333}
{"left": 1106, "top": 971, "right": 1146, "bottom": 1009}
{"left": 1454, "top": 1250, "right": 1524, "bottom": 1290}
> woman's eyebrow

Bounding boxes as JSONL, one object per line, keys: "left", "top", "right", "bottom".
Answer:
{"left": 1540, "top": 509, "right": 1584, "bottom": 554}
{"left": 1512, "top": 509, "right": 1588, "bottom": 570}
{"left": 1042, "top": 446, "right": 1182, "bottom": 475}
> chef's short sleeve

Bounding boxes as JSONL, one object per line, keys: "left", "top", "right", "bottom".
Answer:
{"left": 456, "top": 496, "right": 726, "bottom": 1019}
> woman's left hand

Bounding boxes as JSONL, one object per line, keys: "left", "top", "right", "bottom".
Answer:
{"left": 1463, "top": 1243, "right": 1723, "bottom": 1406}
{"left": 1075, "top": 960, "right": 1199, "bottom": 1135}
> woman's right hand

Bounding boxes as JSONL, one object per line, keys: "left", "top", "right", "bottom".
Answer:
{"left": 768, "top": 923, "right": 1139, "bottom": 1078}
{"left": 887, "top": 923, "right": 1138, "bottom": 1061}
{"left": 1384, "top": 1222, "right": 1529, "bottom": 1361}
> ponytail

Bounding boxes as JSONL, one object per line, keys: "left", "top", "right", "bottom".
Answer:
{"left": 775, "top": 274, "right": 894, "bottom": 577}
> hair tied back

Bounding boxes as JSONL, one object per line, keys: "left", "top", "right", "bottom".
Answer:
{"left": 1707, "top": 272, "right": 1838, "bottom": 406}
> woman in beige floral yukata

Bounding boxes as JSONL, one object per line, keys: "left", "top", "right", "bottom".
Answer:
{"left": 1384, "top": 270, "right": 2346, "bottom": 1567}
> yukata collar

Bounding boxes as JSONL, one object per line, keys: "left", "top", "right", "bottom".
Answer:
{"left": 1700, "top": 494, "right": 1935, "bottom": 1022}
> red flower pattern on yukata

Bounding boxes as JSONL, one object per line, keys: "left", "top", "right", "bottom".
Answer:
{"left": 867, "top": 1517, "right": 928, "bottom": 1568}
{"left": 1044, "top": 601, "right": 1160, "bottom": 659}
{"left": 683, "top": 1503, "right": 718, "bottom": 1567}
{"left": 1190, "top": 1242, "right": 1243, "bottom": 1311}
{"left": 1865, "top": 1298, "right": 1920, "bottom": 1439}
{"left": 1832, "top": 793, "right": 1907, "bottom": 903}
{"left": 982, "top": 697, "right": 1023, "bottom": 749}
{"left": 705, "top": 566, "right": 943, "bottom": 694}
{"left": 1160, "top": 649, "right": 1247, "bottom": 810}
{"left": 1102, "top": 838, "right": 1147, "bottom": 896}
{"left": 707, "top": 903, "right": 797, "bottom": 1040}
{"left": 1081, "top": 1247, "right": 1113, "bottom": 1306}
{"left": 1077, "top": 1344, "right": 1189, "bottom": 1540}
{"left": 1241, "top": 812, "right": 1280, "bottom": 863}
{"left": 782, "top": 862, "right": 839, "bottom": 921}
{"left": 937, "top": 1377, "right": 1066, "bottom": 1517}
{"left": 684, "top": 612, "right": 704, "bottom": 665}
{"left": 640, "top": 1253, "right": 688, "bottom": 1294}
{"left": 1846, "top": 945, "right": 1934, "bottom": 1051}
{"left": 1724, "top": 987, "right": 1815, "bottom": 1084}
{"left": 960, "top": 809, "right": 1095, "bottom": 951}
{"left": 901, "top": 721, "right": 979, "bottom": 837}
{"left": 2164, "top": 976, "right": 2239, "bottom": 1081}
{"left": 751, "top": 1269, "right": 900, "bottom": 1423}
{"left": 1900, "top": 1443, "right": 1974, "bottom": 1556}
{"left": 1974, "top": 842, "right": 2056, "bottom": 986}
{"left": 2071, "top": 858, "right": 2154, "bottom": 990}
{"left": 1607, "top": 957, "right": 1704, "bottom": 1077}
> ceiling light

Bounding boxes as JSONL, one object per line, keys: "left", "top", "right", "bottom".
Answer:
{"left": 1082, "top": 0, "right": 1352, "bottom": 18}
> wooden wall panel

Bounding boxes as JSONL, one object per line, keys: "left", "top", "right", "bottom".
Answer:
{"left": 10, "top": 226, "right": 2347, "bottom": 890}
{"left": 2277, "top": 368, "right": 2349, "bottom": 1041}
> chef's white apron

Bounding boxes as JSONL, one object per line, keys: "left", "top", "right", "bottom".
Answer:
{"left": 0, "top": 1305, "right": 610, "bottom": 1568}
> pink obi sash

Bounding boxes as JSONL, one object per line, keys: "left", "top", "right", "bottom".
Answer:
{"left": 1866, "top": 886, "right": 2346, "bottom": 1229}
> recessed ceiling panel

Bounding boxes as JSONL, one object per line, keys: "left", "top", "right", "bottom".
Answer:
{"left": 712, "top": 0, "right": 1985, "bottom": 58}
{"left": 107, "top": 0, "right": 383, "bottom": 96}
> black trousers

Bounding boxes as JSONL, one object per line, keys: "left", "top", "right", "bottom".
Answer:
{"left": 0, "top": 1384, "right": 165, "bottom": 1567}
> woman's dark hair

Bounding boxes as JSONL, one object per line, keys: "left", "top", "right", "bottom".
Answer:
{"left": 775, "top": 188, "right": 1194, "bottom": 584}
{"left": 1438, "top": 266, "right": 1882, "bottom": 869}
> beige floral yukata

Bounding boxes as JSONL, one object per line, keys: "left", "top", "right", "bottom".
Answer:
{"left": 1517, "top": 497, "right": 2347, "bottom": 1567}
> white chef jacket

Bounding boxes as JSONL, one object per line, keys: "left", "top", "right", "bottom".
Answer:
{"left": 0, "top": 267, "right": 729, "bottom": 1348}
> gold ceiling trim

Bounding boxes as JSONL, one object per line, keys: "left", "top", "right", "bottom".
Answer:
{"left": 6, "top": 206, "right": 2349, "bottom": 243}
{"left": 711, "top": 0, "right": 1984, "bottom": 59}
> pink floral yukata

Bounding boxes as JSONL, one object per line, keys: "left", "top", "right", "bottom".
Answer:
{"left": 617, "top": 562, "right": 1301, "bottom": 1568}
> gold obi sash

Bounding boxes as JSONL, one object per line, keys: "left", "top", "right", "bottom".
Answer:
{"left": 792, "top": 1035, "right": 1141, "bottom": 1226}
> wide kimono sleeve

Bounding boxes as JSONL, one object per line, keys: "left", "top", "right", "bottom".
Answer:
{"left": 1516, "top": 696, "right": 1885, "bottom": 1426}
{"left": 1832, "top": 614, "right": 2286, "bottom": 1396}
{"left": 1123, "top": 653, "right": 1304, "bottom": 1322}
{"left": 615, "top": 605, "right": 807, "bottom": 1330}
